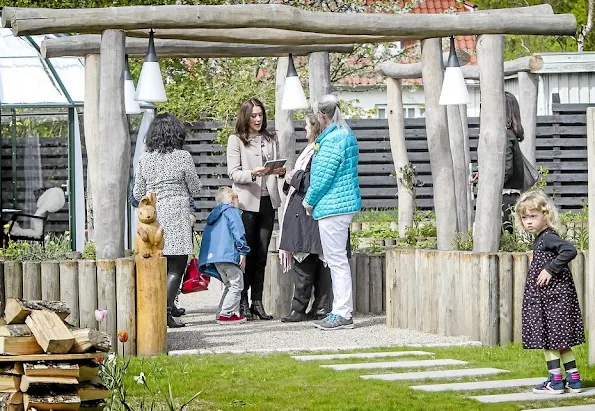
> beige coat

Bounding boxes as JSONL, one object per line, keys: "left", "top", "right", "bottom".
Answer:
{"left": 226, "top": 134, "right": 282, "bottom": 212}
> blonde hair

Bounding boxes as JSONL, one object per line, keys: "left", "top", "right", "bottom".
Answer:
{"left": 215, "top": 187, "right": 236, "bottom": 205}
{"left": 514, "top": 190, "right": 562, "bottom": 233}
{"left": 304, "top": 109, "right": 322, "bottom": 142}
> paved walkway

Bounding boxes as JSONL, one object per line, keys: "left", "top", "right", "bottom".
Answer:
{"left": 167, "top": 283, "right": 480, "bottom": 354}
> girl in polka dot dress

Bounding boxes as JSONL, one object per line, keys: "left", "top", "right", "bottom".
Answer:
{"left": 515, "top": 190, "right": 585, "bottom": 395}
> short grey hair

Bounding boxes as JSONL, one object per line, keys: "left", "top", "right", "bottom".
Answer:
{"left": 313, "top": 94, "right": 349, "bottom": 129}
{"left": 215, "top": 187, "right": 236, "bottom": 205}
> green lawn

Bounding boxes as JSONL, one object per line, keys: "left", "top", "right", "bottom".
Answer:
{"left": 117, "top": 344, "right": 595, "bottom": 410}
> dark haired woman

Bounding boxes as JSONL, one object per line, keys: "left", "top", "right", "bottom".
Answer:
{"left": 226, "top": 98, "right": 285, "bottom": 320}
{"left": 502, "top": 91, "right": 525, "bottom": 233}
{"left": 133, "top": 112, "right": 202, "bottom": 328}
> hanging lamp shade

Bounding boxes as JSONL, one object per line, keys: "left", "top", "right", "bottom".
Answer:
{"left": 281, "top": 54, "right": 308, "bottom": 111}
{"left": 439, "top": 36, "right": 470, "bottom": 106}
{"left": 124, "top": 55, "right": 142, "bottom": 114}
{"left": 135, "top": 30, "right": 167, "bottom": 103}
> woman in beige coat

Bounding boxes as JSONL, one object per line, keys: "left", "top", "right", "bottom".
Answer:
{"left": 227, "top": 98, "right": 285, "bottom": 320}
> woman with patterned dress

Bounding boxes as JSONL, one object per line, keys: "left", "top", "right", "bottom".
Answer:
{"left": 133, "top": 113, "right": 202, "bottom": 328}
{"left": 515, "top": 190, "right": 584, "bottom": 394}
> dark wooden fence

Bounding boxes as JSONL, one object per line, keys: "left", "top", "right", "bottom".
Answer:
{"left": 2, "top": 102, "right": 591, "bottom": 233}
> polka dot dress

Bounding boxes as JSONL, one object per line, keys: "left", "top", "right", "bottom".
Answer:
{"left": 521, "top": 229, "right": 585, "bottom": 350}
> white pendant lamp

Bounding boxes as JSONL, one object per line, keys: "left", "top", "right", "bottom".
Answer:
{"left": 135, "top": 30, "right": 167, "bottom": 103}
{"left": 124, "top": 55, "right": 142, "bottom": 114}
{"left": 281, "top": 54, "right": 308, "bottom": 111}
{"left": 439, "top": 36, "right": 470, "bottom": 106}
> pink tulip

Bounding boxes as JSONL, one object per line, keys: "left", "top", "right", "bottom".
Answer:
{"left": 94, "top": 309, "right": 107, "bottom": 322}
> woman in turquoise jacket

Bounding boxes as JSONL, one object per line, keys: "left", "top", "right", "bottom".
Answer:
{"left": 303, "top": 94, "right": 361, "bottom": 331}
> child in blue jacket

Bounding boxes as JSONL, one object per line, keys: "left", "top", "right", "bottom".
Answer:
{"left": 199, "top": 187, "right": 250, "bottom": 324}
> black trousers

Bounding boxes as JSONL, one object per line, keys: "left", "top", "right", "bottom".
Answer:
{"left": 241, "top": 195, "right": 275, "bottom": 302}
{"left": 502, "top": 193, "right": 520, "bottom": 234}
{"left": 291, "top": 254, "right": 332, "bottom": 313}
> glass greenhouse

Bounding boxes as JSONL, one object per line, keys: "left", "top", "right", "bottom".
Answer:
{"left": 0, "top": 28, "right": 85, "bottom": 251}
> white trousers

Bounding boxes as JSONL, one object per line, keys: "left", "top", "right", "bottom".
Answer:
{"left": 318, "top": 213, "right": 354, "bottom": 319}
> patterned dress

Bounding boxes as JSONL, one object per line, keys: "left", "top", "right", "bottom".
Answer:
{"left": 521, "top": 228, "right": 585, "bottom": 350}
{"left": 133, "top": 149, "right": 202, "bottom": 256}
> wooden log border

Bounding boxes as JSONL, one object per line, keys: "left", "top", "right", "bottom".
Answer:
{"left": 0, "top": 258, "right": 137, "bottom": 352}
{"left": 386, "top": 248, "right": 592, "bottom": 346}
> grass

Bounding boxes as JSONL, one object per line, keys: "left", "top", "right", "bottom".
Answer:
{"left": 119, "top": 343, "right": 595, "bottom": 410}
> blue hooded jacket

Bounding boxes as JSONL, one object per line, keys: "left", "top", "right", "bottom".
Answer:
{"left": 198, "top": 203, "right": 250, "bottom": 281}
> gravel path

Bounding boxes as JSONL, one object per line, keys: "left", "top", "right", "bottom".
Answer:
{"left": 168, "top": 282, "right": 481, "bottom": 355}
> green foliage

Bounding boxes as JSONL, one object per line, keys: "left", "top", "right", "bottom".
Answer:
{"left": 561, "top": 204, "right": 589, "bottom": 250}
{"left": 499, "top": 229, "right": 533, "bottom": 252}
{"left": 83, "top": 240, "right": 96, "bottom": 260}
{"left": 352, "top": 208, "right": 399, "bottom": 223}
{"left": 453, "top": 229, "right": 474, "bottom": 251}
{"left": 0, "top": 233, "right": 72, "bottom": 261}
{"left": 101, "top": 353, "right": 201, "bottom": 411}
{"left": 531, "top": 165, "right": 550, "bottom": 192}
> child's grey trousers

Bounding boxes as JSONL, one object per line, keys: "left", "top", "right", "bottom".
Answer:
{"left": 215, "top": 263, "right": 244, "bottom": 316}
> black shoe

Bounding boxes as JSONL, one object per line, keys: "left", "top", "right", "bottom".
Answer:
{"left": 172, "top": 305, "right": 185, "bottom": 318}
{"left": 281, "top": 310, "right": 307, "bottom": 323}
{"left": 250, "top": 301, "right": 273, "bottom": 320}
{"left": 240, "top": 297, "right": 253, "bottom": 321}
{"left": 167, "top": 314, "right": 185, "bottom": 328}
{"left": 306, "top": 308, "right": 328, "bottom": 321}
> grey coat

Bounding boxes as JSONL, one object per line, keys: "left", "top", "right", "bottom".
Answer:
{"left": 279, "top": 158, "right": 323, "bottom": 254}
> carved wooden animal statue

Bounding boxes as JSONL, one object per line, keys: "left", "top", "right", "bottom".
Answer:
{"left": 135, "top": 193, "right": 164, "bottom": 258}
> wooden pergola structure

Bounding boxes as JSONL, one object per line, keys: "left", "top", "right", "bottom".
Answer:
{"left": 3, "top": 3, "right": 591, "bottom": 357}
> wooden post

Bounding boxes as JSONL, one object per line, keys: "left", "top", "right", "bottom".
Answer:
{"left": 498, "top": 253, "right": 513, "bottom": 345}
{"left": 59, "top": 260, "right": 79, "bottom": 326}
{"left": 385, "top": 248, "right": 396, "bottom": 327}
{"left": 263, "top": 253, "right": 292, "bottom": 317}
{"left": 518, "top": 71, "right": 539, "bottom": 165}
{"left": 135, "top": 255, "right": 167, "bottom": 356}
{"left": 97, "top": 259, "right": 118, "bottom": 350}
{"left": 479, "top": 253, "right": 500, "bottom": 345}
{"left": 439, "top": 251, "right": 458, "bottom": 336}
{"left": 369, "top": 254, "right": 383, "bottom": 314}
{"left": 84, "top": 54, "right": 100, "bottom": 242}
{"left": 399, "top": 250, "right": 415, "bottom": 330}
{"left": 78, "top": 260, "right": 98, "bottom": 330}
{"left": 473, "top": 35, "right": 506, "bottom": 252}
{"left": 589, "top": 106, "right": 595, "bottom": 364}
{"left": 570, "top": 253, "right": 585, "bottom": 325}
{"left": 387, "top": 78, "right": 413, "bottom": 236}
{"left": 512, "top": 252, "right": 528, "bottom": 343}
{"left": 355, "top": 254, "right": 370, "bottom": 314}
{"left": 116, "top": 257, "right": 136, "bottom": 356}
{"left": 584, "top": 250, "right": 590, "bottom": 330}
{"left": 447, "top": 105, "right": 468, "bottom": 233}
{"left": 40, "top": 261, "right": 60, "bottom": 301}
{"left": 4, "top": 261, "right": 23, "bottom": 299}
{"left": 420, "top": 38, "right": 457, "bottom": 250}
{"left": 22, "top": 262, "right": 42, "bottom": 301}
{"left": 458, "top": 252, "right": 475, "bottom": 339}
{"left": 308, "top": 51, "right": 331, "bottom": 105}
{"left": 275, "top": 56, "right": 297, "bottom": 171}
{"left": 95, "top": 30, "right": 129, "bottom": 259}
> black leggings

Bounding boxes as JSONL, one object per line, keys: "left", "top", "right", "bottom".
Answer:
{"left": 166, "top": 255, "right": 188, "bottom": 310}
{"left": 241, "top": 196, "right": 275, "bottom": 302}
{"left": 502, "top": 193, "right": 520, "bottom": 234}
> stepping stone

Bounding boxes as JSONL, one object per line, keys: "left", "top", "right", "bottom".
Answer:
{"left": 522, "top": 406, "right": 595, "bottom": 411}
{"left": 322, "top": 359, "right": 466, "bottom": 371}
{"left": 411, "top": 377, "right": 544, "bottom": 392}
{"left": 361, "top": 368, "right": 508, "bottom": 381}
{"left": 472, "top": 387, "right": 595, "bottom": 403}
{"left": 292, "top": 351, "right": 433, "bottom": 362}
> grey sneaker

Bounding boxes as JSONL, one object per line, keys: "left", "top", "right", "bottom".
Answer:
{"left": 313, "top": 313, "right": 354, "bottom": 330}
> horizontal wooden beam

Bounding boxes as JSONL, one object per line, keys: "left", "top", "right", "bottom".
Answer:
{"left": 126, "top": 28, "right": 407, "bottom": 46}
{"left": 3, "top": 4, "right": 575, "bottom": 38}
{"left": 124, "top": 5, "right": 554, "bottom": 46}
{"left": 378, "top": 54, "right": 544, "bottom": 80}
{"left": 40, "top": 35, "right": 354, "bottom": 58}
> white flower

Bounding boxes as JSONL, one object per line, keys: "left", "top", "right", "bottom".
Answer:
{"left": 108, "top": 353, "right": 116, "bottom": 361}
{"left": 94, "top": 309, "right": 107, "bottom": 322}
{"left": 133, "top": 372, "right": 146, "bottom": 385}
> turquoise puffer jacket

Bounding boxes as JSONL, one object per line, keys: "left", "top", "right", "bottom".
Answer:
{"left": 304, "top": 124, "right": 361, "bottom": 219}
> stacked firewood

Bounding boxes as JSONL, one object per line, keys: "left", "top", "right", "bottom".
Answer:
{"left": 0, "top": 298, "right": 111, "bottom": 411}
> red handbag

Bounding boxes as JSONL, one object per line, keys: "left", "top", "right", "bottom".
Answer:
{"left": 181, "top": 257, "right": 210, "bottom": 294}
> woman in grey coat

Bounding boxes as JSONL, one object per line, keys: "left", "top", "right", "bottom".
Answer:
{"left": 133, "top": 113, "right": 202, "bottom": 328}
